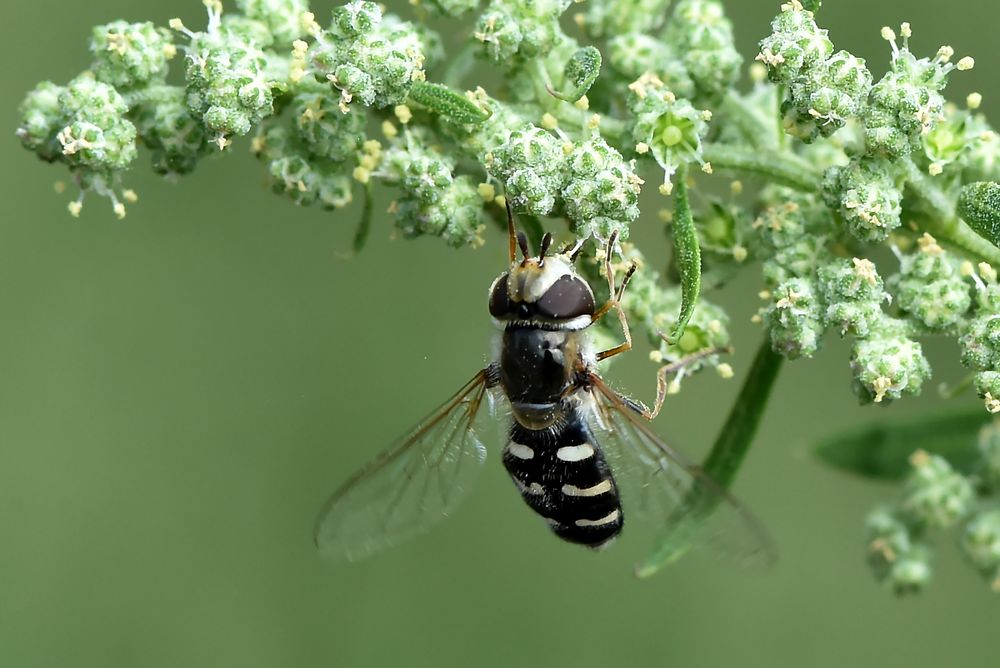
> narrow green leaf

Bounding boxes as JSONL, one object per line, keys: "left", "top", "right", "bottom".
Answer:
{"left": 958, "top": 181, "right": 1000, "bottom": 249}
{"left": 666, "top": 165, "right": 701, "bottom": 344}
{"left": 407, "top": 81, "right": 491, "bottom": 124}
{"left": 555, "top": 46, "right": 601, "bottom": 102}
{"left": 813, "top": 410, "right": 987, "bottom": 480}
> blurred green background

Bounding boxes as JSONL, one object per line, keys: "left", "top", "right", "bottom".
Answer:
{"left": 1, "top": 1, "right": 997, "bottom": 666}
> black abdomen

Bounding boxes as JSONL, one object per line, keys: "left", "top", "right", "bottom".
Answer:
{"left": 501, "top": 410, "right": 623, "bottom": 548}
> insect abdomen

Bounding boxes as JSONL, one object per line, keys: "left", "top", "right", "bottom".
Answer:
{"left": 502, "top": 411, "right": 623, "bottom": 548}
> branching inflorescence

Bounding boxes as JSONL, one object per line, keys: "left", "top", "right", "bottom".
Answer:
{"left": 17, "top": 0, "right": 1000, "bottom": 593}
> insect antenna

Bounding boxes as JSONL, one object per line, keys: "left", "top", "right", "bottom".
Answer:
{"left": 538, "top": 232, "right": 553, "bottom": 266}
{"left": 505, "top": 197, "right": 517, "bottom": 264}
{"left": 516, "top": 231, "right": 530, "bottom": 265}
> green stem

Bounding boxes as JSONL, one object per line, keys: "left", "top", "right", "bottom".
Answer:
{"left": 720, "top": 91, "right": 772, "bottom": 150}
{"left": 701, "top": 341, "right": 784, "bottom": 489}
{"left": 701, "top": 143, "right": 820, "bottom": 192}
{"left": 635, "top": 339, "right": 783, "bottom": 578}
{"left": 902, "top": 160, "right": 1000, "bottom": 265}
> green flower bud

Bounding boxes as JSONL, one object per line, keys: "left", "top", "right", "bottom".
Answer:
{"left": 130, "top": 85, "right": 209, "bottom": 176}
{"left": 581, "top": 0, "right": 670, "bottom": 39}
{"left": 16, "top": 81, "right": 66, "bottom": 162}
{"left": 765, "top": 277, "right": 825, "bottom": 359}
{"left": 179, "top": 3, "right": 279, "bottom": 146}
{"left": 961, "top": 317, "right": 1000, "bottom": 371}
{"left": 662, "top": 0, "right": 740, "bottom": 101}
{"left": 817, "top": 257, "right": 888, "bottom": 337}
{"left": 290, "top": 84, "right": 367, "bottom": 162}
{"left": 889, "top": 235, "right": 972, "bottom": 330}
{"left": 973, "top": 371, "right": 1000, "bottom": 414}
{"left": 474, "top": 0, "right": 569, "bottom": 64}
{"left": 761, "top": 237, "right": 828, "bottom": 286}
{"left": 607, "top": 34, "right": 693, "bottom": 99}
{"left": 850, "top": 327, "right": 930, "bottom": 403}
{"left": 865, "top": 507, "right": 932, "bottom": 595}
{"left": 235, "top": 0, "right": 307, "bottom": 46}
{"left": 562, "top": 136, "right": 642, "bottom": 241}
{"left": 56, "top": 74, "right": 137, "bottom": 171}
{"left": 901, "top": 450, "right": 974, "bottom": 528}
{"left": 781, "top": 50, "right": 872, "bottom": 142}
{"left": 90, "top": 21, "right": 174, "bottom": 89}
{"left": 823, "top": 157, "right": 902, "bottom": 242}
{"left": 397, "top": 174, "right": 487, "bottom": 248}
{"left": 757, "top": 4, "right": 832, "bottom": 84}
{"left": 861, "top": 35, "right": 968, "bottom": 158}
{"left": 961, "top": 508, "right": 1000, "bottom": 587}
{"left": 312, "top": 4, "right": 427, "bottom": 110}
{"left": 488, "top": 123, "right": 567, "bottom": 215}
{"left": 330, "top": 1, "right": 383, "bottom": 38}
{"left": 254, "top": 122, "right": 353, "bottom": 209}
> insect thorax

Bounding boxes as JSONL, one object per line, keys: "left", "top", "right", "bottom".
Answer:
{"left": 488, "top": 256, "right": 597, "bottom": 430}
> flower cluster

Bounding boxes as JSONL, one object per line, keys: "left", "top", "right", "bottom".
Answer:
{"left": 16, "top": 0, "right": 1000, "bottom": 592}
{"left": 865, "top": 423, "right": 1000, "bottom": 594}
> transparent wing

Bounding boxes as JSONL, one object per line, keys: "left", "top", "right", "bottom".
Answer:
{"left": 583, "top": 372, "right": 776, "bottom": 576}
{"left": 315, "top": 369, "right": 496, "bottom": 561}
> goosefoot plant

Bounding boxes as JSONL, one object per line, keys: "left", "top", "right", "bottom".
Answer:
{"left": 17, "top": 0, "right": 1000, "bottom": 592}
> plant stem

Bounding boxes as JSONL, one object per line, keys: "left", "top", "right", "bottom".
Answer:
{"left": 701, "top": 143, "right": 820, "bottom": 192}
{"left": 635, "top": 338, "right": 784, "bottom": 578}
{"left": 903, "top": 159, "right": 1000, "bottom": 265}
{"left": 701, "top": 340, "right": 784, "bottom": 488}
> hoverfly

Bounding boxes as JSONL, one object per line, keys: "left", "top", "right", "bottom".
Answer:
{"left": 315, "top": 208, "right": 771, "bottom": 565}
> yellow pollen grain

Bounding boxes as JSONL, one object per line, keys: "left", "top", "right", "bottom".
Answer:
{"left": 967, "top": 92, "right": 983, "bottom": 109}
{"left": 574, "top": 95, "right": 590, "bottom": 110}
{"left": 478, "top": 183, "right": 496, "bottom": 201}
{"left": 957, "top": 57, "right": 975, "bottom": 71}
{"left": 541, "top": 113, "right": 558, "bottom": 130}
{"left": 122, "top": 189, "right": 138, "bottom": 203}
{"left": 716, "top": 363, "right": 734, "bottom": 379}
{"left": 381, "top": 120, "right": 398, "bottom": 139}
{"left": 979, "top": 262, "right": 998, "bottom": 283}
{"left": 394, "top": 105, "right": 413, "bottom": 124}
{"left": 352, "top": 166, "right": 371, "bottom": 184}
{"left": 67, "top": 201, "right": 83, "bottom": 217}
{"left": 635, "top": 142, "right": 649, "bottom": 154}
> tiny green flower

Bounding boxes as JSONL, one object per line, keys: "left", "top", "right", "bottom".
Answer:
{"left": 90, "top": 21, "right": 174, "bottom": 89}
{"left": 901, "top": 450, "right": 974, "bottom": 528}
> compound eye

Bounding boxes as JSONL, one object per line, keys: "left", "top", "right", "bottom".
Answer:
{"left": 535, "top": 275, "right": 595, "bottom": 319}
{"left": 489, "top": 273, "right": 512, "bottom": 318}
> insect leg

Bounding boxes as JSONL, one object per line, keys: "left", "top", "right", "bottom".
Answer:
{"left": 594, "top": 232, "right": 639, "bottom": 362}
{"left": 636, "top": 346, "right": 733, "bottom": 420}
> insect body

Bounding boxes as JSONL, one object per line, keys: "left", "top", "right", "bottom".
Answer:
{"left": 489, "top": 241, "right": 624, "bottom": 547}
{"left": 315, "top": 214, "right": 769, "bottom": 566}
